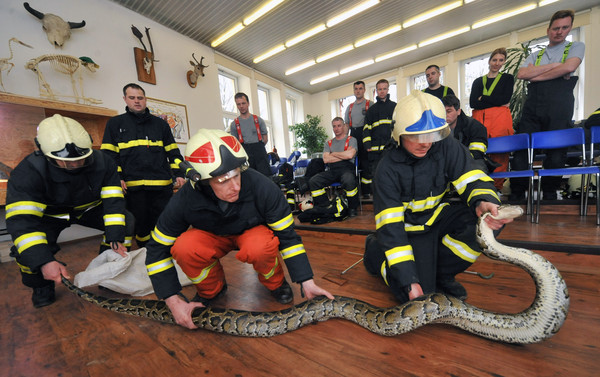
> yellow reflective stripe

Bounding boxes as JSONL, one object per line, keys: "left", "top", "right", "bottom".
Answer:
{"left": 380, "top": 261, "right": 389, "bottom": 286}
{"left": 151, "top": 228, "right": 177, "bottom": 246}
{"left": 164, "top": 143, "right": 179, "bottom": 151}
{"left": 262, "top": 258, "right": 279, "bottom": 280}
{"left": 269, "top": 214, "right": 294, "bottom": 231}
{"left": 74, "top": 200, "right": 101, "bottom": 211}
{"left": 280, "top": 243, "right": 305, "bottom": 259}
{"left": 371, "top": 119, "right": 392, "bottom": 129}
{"left": 5, "top": 201, "right": 46, "bottom": 218}
{"left": 126, "top": 179, "right": 173, "bottom": 187}
{"left": 101, "top": 186, "right": 124, "bottom": 199}
{"left": 345, "top": 187, "right": 358, "bottom": 197}
{"left": 467, "top": 188, "right": 500, "bottom": 203}
{"left": 146, "top": 257, "right": 175, "bottom": 276}
{"left": 363, "top": 136, "right": 372, "bottom": 143}
{"left": 14, "top": 232, "right": 47, "bottom": 253}
{"left": 385, "top": 245, "right": 414, "bottom": 266}
{"left": 375, "top": 206, "right": 404, "bottom": 229}
{"left": 311, "top": 188, "right": 327, "bottom": 197}
{"left": 118, "top": 139, "right": 165, "bottom": 149}
{"left": 123, "top": 237, "right": 133, "bottom": 247}
{"left": 442, "top": 235, "right": 480, "bottom": 263}
{"left": 287, "top": 197, "right": 295, "bottom": 204}
{"left": 453, "top": 170, "right": 492, "bottom": 194}
{"left": 136, "top": 234, "right": 151, "bottom": 242}
{"left": 100, "top": 143, "right": 119, "bottom": 152}
{"left": 469, "top": 142, "right": 487, "bottom": 153}
{"left": 404, "top": 202, "right": 449, "bottom": 231}
{"left": 117, "top": 166, "right": 123, "bottom": 173}
{"left": 404, "top": 191, "right": 446, "bottom": 212}
{"left": 104, "top": 213, "right": 126, "bottom": 226}
{"left": 361, "top": 177, "right": 372, "bottom": 184}
{"left": 188, "top": 260, "right": 218, "bottom": 284}
{"left": 170, "top": 162, "right": 179, "bottom": 170}
{"left": 46, "top": 213, "right": 70, "bottom": 220}
{"left": 16, "top": 261, "right": 34, "bottom": 274}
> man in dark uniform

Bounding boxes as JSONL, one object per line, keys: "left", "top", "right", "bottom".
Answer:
{"left": 102, "top": 83, "right": 186, "bottom": 247}
{"left": 6, "top": 114, "right": 133, "bottom": 308}
{"left": 144, "top": 129, "right": 333, "bottom": 329}
{"left": 363, "top": 91, "right": 511, "bottom": 303}
{"left": 423, "top": 65, "right": 455, "bottom": 100}
{"left": 510, "top": 9, "right": 585, "bottom": 201}
{"left": 363, "top": 79, "right": 396, "bottom": 179}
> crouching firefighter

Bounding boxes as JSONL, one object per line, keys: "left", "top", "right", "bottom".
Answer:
{"left": 145, "top": 128, "right": 333, "bottom": 329}
{"left": 363, "top": 91, "right": 512, "bottom": 303}
{"left": 6, "top": 114, "right": 134, "bottom": 308}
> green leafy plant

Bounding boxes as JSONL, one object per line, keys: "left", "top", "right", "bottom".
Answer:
{"left": 289, "top": 114, "right": 329, "bottom": 157}
{"left": 503, "top": 41, "right": 533, "bottom": 128}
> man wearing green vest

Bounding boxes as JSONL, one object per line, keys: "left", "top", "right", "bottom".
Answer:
{"left": 510, "top": 9, "right": 585, "bottom": 201}
{"left": 423, "top": 65, "right": 455, "bottom": 100}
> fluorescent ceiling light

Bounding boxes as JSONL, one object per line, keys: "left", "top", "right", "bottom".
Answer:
{"left": 316, "top": 44, "right": 354, "bottom": 63}
{"left": 472, "top": 3, "right": 537, "bottom": 29}
{"left": 211, "top": 23, "right": 244, "bottom": 47}
{"left": 418, "top": 26, "right": 470, "bottom": 47}
{"left": 310, "top": 72, "right": 340, "bottom": 85}
{"left": 244, "top": 0, "right": 285, "bottom": 26}
{"left": 354, "top": 25, "right": 401, "bottom": 47}
{"left": 326, "top": 0, "right": 380, "bottom": 27}
{"left": 340, "top": 59, "right": 374, "bottom": 75}
{"left": 539, "top": 0, "right": 559, "bottom": 6}
{"left": 253, "top": 44, "right": 286, "bottom": 63}
{"left": 285, "top": 60, "right": 316, "bottom": 75}
{"left": 285, "top": 24, "right": 327, "bottom": 47}
{"left": 375, "top": 44, "right": 418, "bottom": 62}
{"left": 403, "top": 1, "right": 462, "bottom": 28}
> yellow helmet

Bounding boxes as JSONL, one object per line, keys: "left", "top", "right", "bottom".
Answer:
{"left": 392, "top": 90, "right": 450, "bottom": 144}
{"left": 185, "top": 129, "right": 248, "bottom": 180}
{"left": 36, "top": 114, "right": 93, "bottom": 169}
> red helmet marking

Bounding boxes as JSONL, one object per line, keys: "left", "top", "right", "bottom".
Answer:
{"left": 221, "top": 135, "right": 241, "bottom": 152}
{"left": 186, "top": 141, "right": 215, "bottom": 163}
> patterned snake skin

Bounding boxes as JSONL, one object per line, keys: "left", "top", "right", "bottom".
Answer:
{"left": 62, "top": 205, "right": 569, "bottom": 343}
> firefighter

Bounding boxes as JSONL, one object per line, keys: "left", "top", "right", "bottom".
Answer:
{"left": 144, "top": 129, "right": 333, "bottom": 329}
{"left": 363, "top": 91, "right": 511, "bottom": 303}
{"left": 6, "top": 114, "right": 133, "bottom": 308}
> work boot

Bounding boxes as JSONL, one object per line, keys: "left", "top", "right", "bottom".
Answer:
{"left": 192, "top": 282, "right": 228, "bottom": 306}
{"left": 436, "top": 278, "right": 467, "bottom": 300}
{"left": 348, "top": 208, "right": 358, "bottom": 218}
{"left": 32, "top": 282, "right": 56, "bottom": 308}
{"left": 270, "top": 279, "right": 293, "bottom": 304}
{"left": 363, "top": 234, "right": 379, "bottom": 276}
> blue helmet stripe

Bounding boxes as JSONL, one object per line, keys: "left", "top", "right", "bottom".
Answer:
{"left": 405, "top": 109, "right": 446, "bottom": 133}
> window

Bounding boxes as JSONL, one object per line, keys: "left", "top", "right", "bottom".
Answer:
{"left": 257, "top": 86, "right": 273, "bottom": 151}
{"left": 338, "top": 95, "right": 355, "bottom": 119}
{"left": 462, "top": 54, "right": 488, "bottom": 115}
{"left": 286, "top": 97, "right": 297, "bottom": 153}
{"left": 218, "top": 70, "right": 238, "bottom": 131}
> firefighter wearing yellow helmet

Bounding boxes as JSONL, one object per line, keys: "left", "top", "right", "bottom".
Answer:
{"left": 145, "top": 129, "right": 333, "bottom": 329}
{"left": 6, "top": 114, "right": 133, "bottom": 308}
{"left": 363, "top": 90, "right": 511, "bottom": 304}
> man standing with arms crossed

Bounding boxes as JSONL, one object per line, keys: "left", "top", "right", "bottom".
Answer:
{"left": 345, "top": 81, "right": 372, "bottom": 198}
{"left": 510, "top": 9, "right": 585, "bottom": 201}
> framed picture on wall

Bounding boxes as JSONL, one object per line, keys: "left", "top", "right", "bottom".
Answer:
{"left": 146, "top": 97, "right": 190, "bottom": 144}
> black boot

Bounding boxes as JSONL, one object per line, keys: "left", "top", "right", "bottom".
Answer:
{"left": 32, "top": 282, "right": 56, "bottom": 308}
{"left": 191, "top": 282, "right": 228, "bottom": 306}
{"left": 270, "top": 279, "right": 293, "bottom": 304}
{"left": 436, "top": 277, "right": 467, "bottom": 300}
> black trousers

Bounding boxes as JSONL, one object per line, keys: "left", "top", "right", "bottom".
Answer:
{"left": 126, "top": 188, "right": 172, "bottom": 246}
{"left": 364, "top": 203, "right": 478, "bottom": 302}
{"left": 242, "top": 142, "right": 272, "bottom": 177}
{"left": 350, "top": 126, "right": 371, "bottom": 195}
{"left": 308, "top": 165, "right": 359, "bottom": 210}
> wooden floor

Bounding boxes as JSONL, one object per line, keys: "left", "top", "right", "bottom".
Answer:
{"left": 1, "top": 200, "right": 599, "bottom": 377}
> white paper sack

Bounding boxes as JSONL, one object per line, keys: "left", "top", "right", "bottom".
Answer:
{"left": 74, "top": 248, "right": 192, "bottom": 296}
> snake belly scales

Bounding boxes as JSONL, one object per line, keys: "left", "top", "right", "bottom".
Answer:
{"left": 61, "top": 205, "right": 569, "bottom": 344}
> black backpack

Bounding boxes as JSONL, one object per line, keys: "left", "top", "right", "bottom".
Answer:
{"left": 272, "top": 162, "right": 294, "bottom": 186}
{"left": 297, "top": 195, "right": 348, "bottom": 224}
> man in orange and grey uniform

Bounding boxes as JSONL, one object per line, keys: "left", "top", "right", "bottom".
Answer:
{"left": 345, "top": 80, "right": 372, "bottom": 198}
{"left": 229, "top": 92, "right": 272, "bottom": 177}
{"left": 144, "top": 129, "right": 333, "bottom": 329}
{"left": 510, "top": 9, "right": 585, "bottom": 201}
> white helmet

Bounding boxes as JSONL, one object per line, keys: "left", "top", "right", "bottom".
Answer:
{"left": 185, "top": 129, "right": 248, "bottom": 180}
{"left": 392, "top": 90, "right": 450, "bottom": 144}
{"left": 36, "top": 114, "right": 93, "bottom": 168}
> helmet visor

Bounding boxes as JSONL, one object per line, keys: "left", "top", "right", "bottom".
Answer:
{"left": 401, "top": 127, "right": 450, "bottom": 144}
{"left": 50, "top": 143, "right": 92, "bottom": 160}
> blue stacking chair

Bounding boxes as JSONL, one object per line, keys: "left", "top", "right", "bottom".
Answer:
{"left": 531, "top": 128, "right": 600, "bottom": 223}
{"left": 586, "top": 126, "right": 600, "bottom": 225}
{"left": 486, "top": 133, "right": 534, "bottom": 221}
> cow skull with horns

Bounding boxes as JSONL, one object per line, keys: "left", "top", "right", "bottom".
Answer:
{"left": 23, "top": 2, "right": 86, "bottom": 48}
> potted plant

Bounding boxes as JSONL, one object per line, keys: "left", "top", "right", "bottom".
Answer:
{"left": 289, "top": 114, "right": 329, "bottom": 158}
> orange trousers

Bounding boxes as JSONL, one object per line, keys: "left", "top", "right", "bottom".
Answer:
{"left": 171, "top": 225, "right": 283, "bottom": 299}
{"left": 473, "top": 106, "right": 514, "bottom": 190}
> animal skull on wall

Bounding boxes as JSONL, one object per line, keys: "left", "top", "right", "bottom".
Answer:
{"left": 187, "top": 54, "right": 208, "bottom": 88}
{"left": 23, "top": 2, "right": 86, "bottom": 48}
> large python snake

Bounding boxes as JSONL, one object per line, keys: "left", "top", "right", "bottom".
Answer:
{"left": 62, "top": 205, "right": 569, "bottom": 344}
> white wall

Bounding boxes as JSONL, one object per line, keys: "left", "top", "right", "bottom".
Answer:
{"left": 1, "top": 0, "right": 222, "bottom": 138}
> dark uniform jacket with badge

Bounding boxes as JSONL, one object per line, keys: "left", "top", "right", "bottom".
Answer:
{"left": 373, "top": 136, "right": 500, "bottom": 288}
{"left": 363, "top": 95, "right": 397, "bottom": 154}
{"left": 145, "top": 169, "right": 313, "bottom": 299}
{"left": 101, "top": 107, "right": 184, "bottom": 190}
{"left": 5, "top": 150, "right": 127, "bottom": 271}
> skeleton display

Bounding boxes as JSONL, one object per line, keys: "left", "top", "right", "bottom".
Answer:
{"left": 25, "top": 54, "right": 101, "bottom": 105}
{"left": 0, "top": 37, "right": 33, "bottom": 92}
{"left": 187, "top": 54, "right": 208, "bottom": 88}
{"left": 131, "top": 25, "right": 157, "bottom": 75}
{"left": 23, "top": 2, "right": 86, "bottom": 48}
